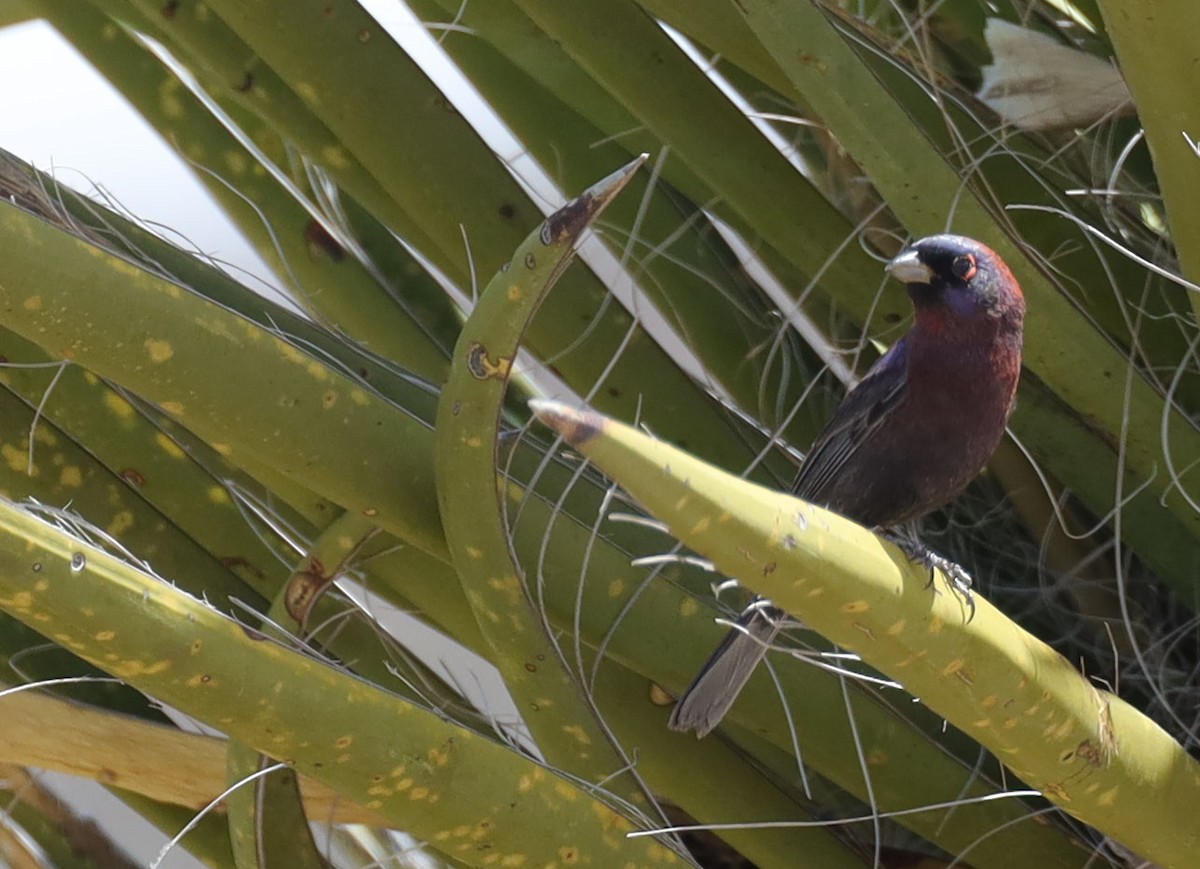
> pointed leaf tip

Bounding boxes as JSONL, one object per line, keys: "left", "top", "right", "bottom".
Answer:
{"left": 528, "top": 399, "right": 603, "bottom": 446}
{"left": 542, "top": 153, "right": 648, "bottom": 244}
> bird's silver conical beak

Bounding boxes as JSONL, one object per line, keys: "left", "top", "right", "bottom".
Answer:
{"left": 886, "top": 248, "right": 934, "bottom": 284}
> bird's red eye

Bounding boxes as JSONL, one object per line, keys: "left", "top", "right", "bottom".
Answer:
{"left": 952, "top": 254, "right": 977, "bottom": 282}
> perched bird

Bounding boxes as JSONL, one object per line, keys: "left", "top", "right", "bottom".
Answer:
{"left": 668, "top": 234, "right": 1026, "bottom": 737}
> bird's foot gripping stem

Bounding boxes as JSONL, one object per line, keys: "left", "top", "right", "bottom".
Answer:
{"left": 880, "top": 530, "right": 976, "bottom": 622}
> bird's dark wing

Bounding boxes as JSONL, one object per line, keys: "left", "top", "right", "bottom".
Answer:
{"left": 792, "top": 338, "right": 909, "bottom": 500}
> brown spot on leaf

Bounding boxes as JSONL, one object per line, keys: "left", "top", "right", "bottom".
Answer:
{"left": 120, "top": 468, "right": 146, "bottom": 488}
{"left": 285, "top": 570, "right": 329, "bottom": 623}
{"left": 543, "top": 192, "right": 596, "bottom": 245}
{"left": 466, "top": 342, "right": 512, "bottom": 380}
{"left": 305, "top": 220, "right": 346, "bottom": 261}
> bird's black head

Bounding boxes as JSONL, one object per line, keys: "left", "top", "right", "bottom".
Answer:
{"left": 886, "top": 234, "right": 1025, "bottom": 325}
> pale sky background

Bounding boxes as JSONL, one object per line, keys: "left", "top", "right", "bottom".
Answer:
{"left": 0, "top": 1, "right": 538, "bottom": 285}
{"left": 0, "top": 18, "right": 273, "bottom": 282}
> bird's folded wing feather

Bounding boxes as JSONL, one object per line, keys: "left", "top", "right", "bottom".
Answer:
{"left": 792, "top": 339, "right": 909, "bottom": 500}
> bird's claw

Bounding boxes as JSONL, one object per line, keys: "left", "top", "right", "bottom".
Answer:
{"left": 881, "top": 531, "right": 976, "bottom": 622}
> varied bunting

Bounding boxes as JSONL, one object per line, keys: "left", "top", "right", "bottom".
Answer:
{"left": 668, "top": 234, "right": 1025, "bottom": 736}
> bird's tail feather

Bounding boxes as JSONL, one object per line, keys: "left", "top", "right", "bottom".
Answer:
{"left": 667, "top": 605, "right": 783, "bottom": 737}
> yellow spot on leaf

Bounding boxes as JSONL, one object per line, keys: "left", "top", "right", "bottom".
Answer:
{"left": 841, "top": 600, "right": 870, "bottom": 614}
{"left": 160, "top": 400, "right": 185, "bottom": 418}
{"left": 94, "top": 630, "right": 115, "bottom": 641}
{"left": 103, "top": 392, "right": 135, "bottom": 419}
{"left": 322, "top": 145, "right": 350, "bottom": 169}
{"left": 22, "top": 295, "right": 41, "bottom": 311}
{"left": 941, "top": 659, "right": 966, "bottom": 678}
{"left": 207, "top": 486, "right": 230, "bottom": 504}
{"left": 59, "top": 466, "right": 83, "bottom": 488}
{"left": 553, "top": 781, "right": 579, "bottom": 801}
{"left": 561, "top": 724, "right": 592, "bottom": 746}
{"left": 296, "top": 82, "right": 321, "bottom": 105}
{"left": 108, "top": 512, "right": 134, "bottom": 536}
{"left": 607, "top": 578, "right": 625, "bottom": 598}
{"left": 2, "top": 443, "right": 28, "bottom": 474}
{"left": 278, "top": 342, "right": 306, "bottom": 365}
{"left": 223, "top": 150, "right": 249, "bottom": 175}
{"left": 113, "top": 659, "right": 172, "bottom": 677}
{"left": 679, "top": 597, "right": 698, "bottom": 617}
{"left": 159, "top": 84, "right": 184, "bottom": 119}
{"left": 427, "top": 743, "right": 453, "bottom": 767}
{"left": 1051, "top": 719, "right": 1074, "bottom": 740}
{"left": 144, "top": 339, "right": 174, "bottom": 363}
{"left": 154, "top": 433, "right": 186, "bottom": 459}
{"left": 212, "top": 442, "right": 233, "bottom": 456}
{"left": 6, "top": 591, "right": 34, "bottom": 610}
{"left": 886, "top": 619, "right": 906, "bottom": 636}
{"left": 649, "top": 683, "right": 672, "bottom": 706}
{"left": 322, "top": 390, "right": 338, "bottom": 409}
{"left": 487, "top": 574, "right": 522, "bottom": 605}
{"left": 647, "top": 841, "right": 679, "bottom": 863}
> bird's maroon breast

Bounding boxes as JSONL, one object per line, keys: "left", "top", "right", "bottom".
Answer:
{"left": 828, "top": 329, "right": 1019, "bottom": 527}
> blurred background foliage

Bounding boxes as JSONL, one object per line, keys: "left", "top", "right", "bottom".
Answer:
{"left": 0, "top": 1, "right": 1196, "bottom": 867}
